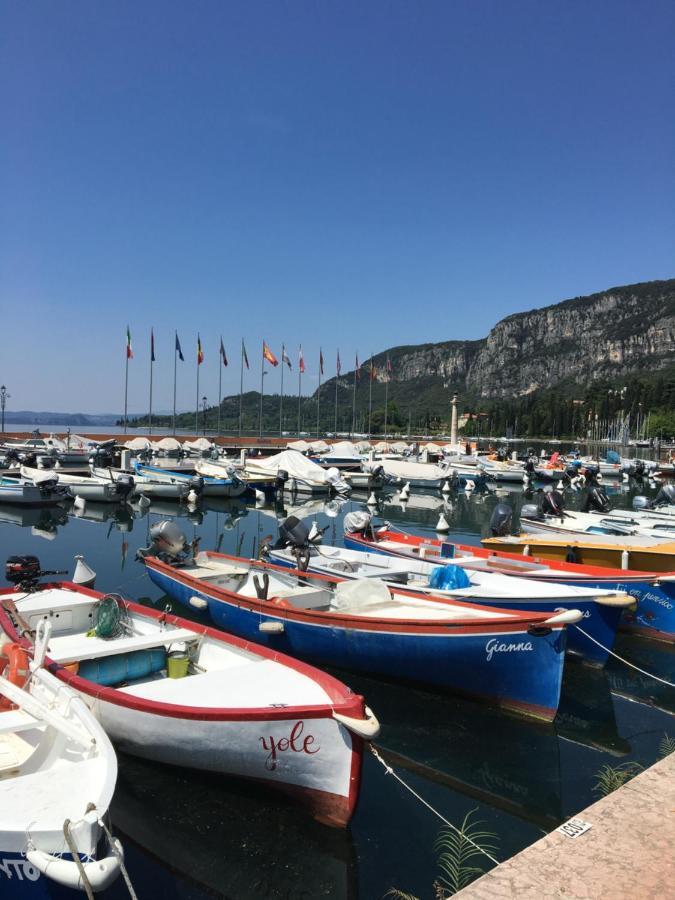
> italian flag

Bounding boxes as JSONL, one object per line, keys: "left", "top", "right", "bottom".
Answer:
{"left": 126, "top": 326, "right": 133, "bottom": 359}
{"left": 197, "top": 334, "right": 204, "bottom": 365}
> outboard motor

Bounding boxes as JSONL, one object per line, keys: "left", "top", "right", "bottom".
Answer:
{"left": 520, "top": 503, "right": 544, "bottom": 521}
{"left": 633, "top": 495, "right": 650, "bottom": 510}
{"left": 343, "top": 510, "right": 373, "bottom": 534}
{"left": 651, "top": 484, "right": 675, "bottom": 508}
{"left": 325, "top": 466, "right": 350, "bottom": 496}
{"left": 582, "top": 486, "right": 611, "bottom": 513}
{"left": 37, "top": 476, "right": 60, "bottom": 496}
{"left": 188, "top": 475, "right": 204, "bottom": 496}
{"left": 524, "top": 458, "right": 536, "bottom": 475}
{"left": 496, "top": 447, "right": 507, "bottom": 462}
{"left": 541, "top": 490, "right": 565, "bottom": 518}
{"left": 115, "top": 474, "right": 135, "bottom": 500}
{"left": 275, "top": 469, "right": 289, "bottom": 492}
{"left": 632, "top": 459, "right": 646, "bottom": 477}
{"left": 137, "top": 520, "right": 192, "bottom": 562}
{"left": 489, "top": 503, "right": 512, "bottom": 536}
{"left": 277, "top": 515, "right": 310, "bottom": 548}
{"left": 5, "top": 555, "right": 67, "bottom": 592}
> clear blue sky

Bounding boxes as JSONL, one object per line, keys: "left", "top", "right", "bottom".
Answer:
{"left": 2, "top": 0, "right": 673, "bottom": 414}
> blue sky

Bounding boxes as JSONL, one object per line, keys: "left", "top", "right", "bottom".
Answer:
{"left": 1, "top": 0, "right": 674, "bottom": 414}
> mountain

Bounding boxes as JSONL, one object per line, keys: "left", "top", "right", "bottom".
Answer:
{"left": 3, "top": 411, "right": 122, "bottom": 427}
{"left": 133, "top": 278, "right": 675, "bottom": 437}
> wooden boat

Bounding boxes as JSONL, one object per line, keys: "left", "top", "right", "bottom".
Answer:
{"left": 0, "top": 583, "right": 378, "bottom": 828}
{"left": 0, "top": 624, "right": 122, "bottom": 897}
{"left": 266, "top": 543, "right": 632, "bottom": 666}
{"left": 342, "top": 525, "right": 675, "bottom": 642}
{"left": 519, "top": 506, "right": 675, "bottom": 540}
{"left": 142, "top": 545, "right": 582, "bottom": 722}
{"left": 134, "top": 461, "right": 247, "bottom": 498}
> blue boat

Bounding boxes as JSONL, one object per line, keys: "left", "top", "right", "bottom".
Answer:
{"left": 144, "top": 549, "right": 582, "bottom": 722}
{"left": 133, "top": 462, "right": 247, "bottom": 498}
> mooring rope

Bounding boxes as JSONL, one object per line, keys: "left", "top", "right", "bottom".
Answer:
{"left": 97, "top": 815, "right": 139, "bottom": 900}
{"left": 368, "top": 744, "right": 501, "bottom": 866}
{"left": 573, "top": 625, "right": 675, "bottom": 688}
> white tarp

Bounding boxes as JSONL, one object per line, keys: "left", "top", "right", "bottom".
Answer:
{"left": 356, "top": 441, "right": 371, "bottom": 452}
{"left": 182, "top": 438, "right": 214, "bottom": 451}
{"left": 368, "top": 458, "right": 448, "bottom": 484}
{"left": 309, "top": 440, "right": 330, "bottom": 453}
{"left": 124, "top": 437, "right": 153, "bottom": 451}
{"left": 246, "top": 449, "right": 331, "bottom": 484}
{"left": 329, "top": 440, "right": 362, "bottom": 458}
{"left": 423, "top": 442, "right": 443, "bottom": 454}
{"left": 286, "top": 440, "right": 311, "bottom": 452}
{"left": 392, "top": 441, "right": 409, "bottom": 452}
{"left": 156, "top": 437, "right": 182, "bottom": 451}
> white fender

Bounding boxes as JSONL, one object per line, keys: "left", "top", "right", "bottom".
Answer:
{"left": 332, "top": 705, "right": 380, "bottom": 740}
{"left": 543, "top": 609, "right": 583, "bottom": 626}
{"left": 27, "top": 841, "right": 122, "bottom": 892}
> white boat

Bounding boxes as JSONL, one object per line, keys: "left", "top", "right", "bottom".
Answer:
{"left": 478, "top": 459, "right": 527, "bottom": 483}
{"left": 245, "top": 450, "right": 350, "bottom": 495}
{"left": 134, "top": 461, "right": 247, "bottom": 498}
{"left": 0, "top": 478, "right": 66, "bottom": 507}
{"left": 20, "top": 465, "right": 132, "bottom": 504}
{"left": 0, "top": 583, "right": 378, "bottom": 828}
{"left": 0, "top": 624, "right": 122, "bottom": 897}
{"left": 363, "top": 458, "right": 452, "bottom": 489}
{"left": 91, "top": 465, "right": 191, "bottom": 500}
{"left": 520, "top": 506, "right": 675, "bottom": 540}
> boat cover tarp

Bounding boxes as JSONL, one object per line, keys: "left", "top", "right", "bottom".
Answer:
{"left": 156, "top": 437, "right": 182, "bottom": 451}
{"left": 329, "top": 440, "right": 362, "bottom": 458}
{"left": 124, "top": 437, "right": 153, "bottom": 450}
{"left": 367, "top": 458, "right": 448, "bottom": 483}
{"left": 287, "top": 440, "right": 311, "bottom": 452}
{"left": 309, "top": 440, "right": 330, "bottom": 453}
{"left": 182, "top": 438, "right": 214, "bottom": 451}
{"left": 248, "top": 450, "right": 331, "bottom": 484}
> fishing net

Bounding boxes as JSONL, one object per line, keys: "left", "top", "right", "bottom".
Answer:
{"left": 88, "top": 595, "right": 130, "bottom": 639}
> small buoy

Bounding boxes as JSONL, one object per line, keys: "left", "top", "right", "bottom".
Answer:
{"left": 436, "top": 512, "right": 450, "bottom": 533}
{"left": 464, "top": 480, "right": 475, "bottom": 492}
{"left": 255, "top": 489, "right": 265, "bottom": 506}
{"left": 137, "top": 494, "right": 151, "bottom": 509}
{"left": 259, "top": 621, "right": 285, "bottom": 634}
{"left": 367, "top": 492, "right": 378, "bottom": 506}
{"left": 189, "top": 596, "right": 208, "bottom": 610}
{"left": 399, "top": 501, "right": 408, "bottom": 512}
{"left": 556, "top": 480, "right": 564, "bottom": 490}
{"left": 621, "top": 549, "right": 630, "bottom": 570}
{"left": 622, "top": 472, "right": 629, "bottom": 482}
{"left": 187, "top": 489, "right": 199, "bottom": 504}
{"left": 523, "top": 544, "right": 530, "bottom": 556}
{"left": 441, "top": 480, "right": 451, "bottom": 494}
{"left": 73, "top": 495, "right": 86, "bottom": 512}
{"left": 73, "top": 554, "right": 96, "bottom": 588}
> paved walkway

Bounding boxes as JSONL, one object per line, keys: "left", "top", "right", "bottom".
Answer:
{"left": 456, "top": 752, "right": 675, "bottom": 899}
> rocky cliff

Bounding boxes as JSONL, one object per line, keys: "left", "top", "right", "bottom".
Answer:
{"left": 364, "top": 279, "right": 675, "bottom": 401}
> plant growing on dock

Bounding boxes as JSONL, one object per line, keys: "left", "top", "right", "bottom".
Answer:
{"left": 593, "top": 762, "right": 643, "bottom": 797}
{"left": 658, "top": 733, "right": 675, "bottom": 759}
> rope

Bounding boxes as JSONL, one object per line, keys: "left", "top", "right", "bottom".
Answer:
{"left": 62, "top": 819, "right": 95, "bottom": 900}
{"left": 368, "top": 744, "right": 500, "bottom": 866}
{"left": 573, "top": 624, "right": 675, "bottom": 688}
{"left": 97, "top": 816, "right": 139, "bottom": 900}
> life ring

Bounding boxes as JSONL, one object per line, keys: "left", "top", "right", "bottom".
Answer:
{"left": 0, "top": 642, "right": 31, "bottom": 710}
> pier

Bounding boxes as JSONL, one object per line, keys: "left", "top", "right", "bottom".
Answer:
{"left": 456, "top": 752, "right": 675, "bottom": 899}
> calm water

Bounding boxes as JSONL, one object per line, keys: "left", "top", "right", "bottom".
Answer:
{"left": 1, "top": 475, "right": 673, "bottom": 899}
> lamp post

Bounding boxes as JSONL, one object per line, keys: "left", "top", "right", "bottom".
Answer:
{"left": 0, "top": 385, "right": 9, "bottom": 434}
{"left": 202, "top": 396, "right": 208, "bottom": 435}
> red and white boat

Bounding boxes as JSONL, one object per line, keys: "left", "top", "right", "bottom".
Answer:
{"left": 0, "top": 582, "right": 379, "bottom": 828}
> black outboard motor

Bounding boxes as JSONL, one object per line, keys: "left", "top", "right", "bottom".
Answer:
{"left": 5, "top": 555, "right": 67, "bottom": 592}
{"left": 650, "top": 484, "right": 675, "bottom": 508}
{"left": 275, "top": 469, "right": 289, "bottom": 492}
{"left": 582, "top": 486, "right": 611, "bottom": 513}
{"left": 524, "top": 457, "right": 536, "bottom": 475}
{"left": 277, "top": 515, "right": 310, "bottom": 548}
{"left": 541, "top": 490, "right": 565, "bottom": 518}
{"left": 188, "top": 475, "right": 204, "bottom": 496}
{"left": 632, "top": 459, "right": 646, "bottom": 477}
{"left": 115, "top": 474, "right": 135, "bottom": 500}
{"left": 489, "top": 503, "right": 512, "bottom": 536}
{"left": 520, "top": 502, "right": 544, "bottom": 521}
{"left": 37, "top": 477, "right": 60, "bottom": 496}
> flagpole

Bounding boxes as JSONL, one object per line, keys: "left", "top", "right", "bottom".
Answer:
{"left": 259, "top": 341, "right": 265, "bottom": 439}
{"left": 239, "top": 340, "right": 244, "bottom": 437}
{"left": 384, "top": 376, "right": 389, "bottom": 437}
{"left": 173, "top": 332, "right": 178, "bottom": 436}
{"left": 217, "top": 339, "right": 223, "bottom": 436}
{"left": 297, "top": 354, "right": 302, "bottom": 437}
{"left": 149, "top": 329, "right": 154, "bottom": 435}
{"left": 316, "top": 350, "right": 322, "bottom": 438}
{"left": 368, "top": 352, "right": 373, "bottom": 439}
{"left": 351, "top": 362, "right": 357, "bottom": 439}
{"left": 280, "top": 343, "right": 285, "bottom": 437}
{"left": 334, "top": 351, "right": 339, "bottom": 437}
{"left": 195, "top": 350, "right": 200, "bottom": 435}
{"left": 124, "top": 352, "right": 129, "bottom": 434}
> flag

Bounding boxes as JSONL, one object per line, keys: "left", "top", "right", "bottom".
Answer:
{"left": 263, "top": 341, "right": 279, "bottom": 366}
{"left": 282, "top": 346, "right": 292, "bottom": 369}
{"left": 387, "top": 356, "right": 393, "bottom": 375}
{"left": 370, "top": 359, "right": 377, "bottom": 381}
{"left": 126, "top": 326, "right": 133, "bottom": 359}
{"left": 242, "top": 340, "right": 249, "bottom": 369}
{"left": 319, "top": 349, "right": 324, "bottom": 375}
{"left": 355, "top": 352, "right": 360, "bottom": 382}
{"left": 175, "top": 333, "right": 184, "bottom": 361}
{"left": 150, "top": 328, "right": 155, "bottom": 362}
{"left": 197, "top": 334, "right": 204, "bottom": 365}
{"left": 337, "top": 349, "right": 341, "bottom": 375}
{"left": 220, "top": 337, "right": 228, "bottom": 366}
{"left": 299, "top": 346, "right": 305, "bottom": 374}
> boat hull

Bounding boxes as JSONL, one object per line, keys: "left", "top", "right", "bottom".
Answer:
{"left": 147, "top": 562, "right": 570, "bottom": 722}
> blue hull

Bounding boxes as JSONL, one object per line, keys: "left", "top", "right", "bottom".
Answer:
{"left": 148, "top": 565, "right": 569, "bottom": 721}
{"left": 0, "top": 853, "right": 90, "bottom": 899}
{"left": 271, "top": 552, "right": 621, "bottom": 667}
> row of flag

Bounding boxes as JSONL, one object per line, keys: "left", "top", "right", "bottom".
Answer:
{"left": 125, "top": 328, "right": 394, "bottom": 379}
